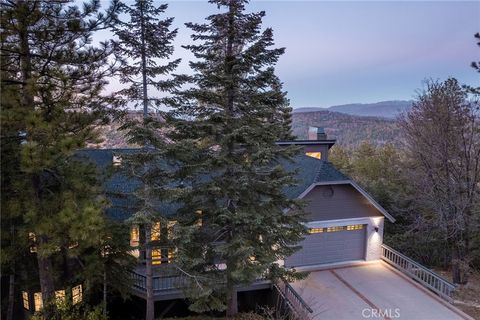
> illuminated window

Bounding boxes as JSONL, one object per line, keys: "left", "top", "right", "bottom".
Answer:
{"left": 151, "top": 222, "right": 161, "bottom": 241}
{"left": 168, "top": 248, "right": 177, "bottom": 262}
{"left": 29, "top": 232, "right": 37, "bottom": 253}
{"left": 152, "top": 249, "right": 162, "bottom": 265}
{"left": 347, "top": 224, "right": 364, "bottom": 231}
{"left": 22, "top": 291, "right": 29, "bottom": 310}
{"left": 130, "top": 249, "right": 140, "bottom": 258}
{"left": 326, "top": 226, "right": 346, "bottom": 232}
{"left": 306, "top": 152, "right": 321, "bottom": 160}
{"left": 196, "top": 210, "right": 203, "bottom": 227}
{"left": 55, "top": 290, "right": 66, "bottom": 306}
{"left": 167, "top": 221, "right": 177, "bottom": 239}
{"left": 34, "top": 292, "right": 43, "bottom": 311}
{"left": 309, "top": 228, "right": 324, "bottom": 234}
{"left": 72, "top": 285, "right": 82, "bottom": 305}
{"left": 130, "top": 226, "right": 139, "bottom": 247}
{"left": 248, "top": 255, "right": 256, "bottom": 262}
{"left": 112, "top": 155, "right": 122, "bottom": 166}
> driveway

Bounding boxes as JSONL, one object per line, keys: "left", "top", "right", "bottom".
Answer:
{"left": 290, "top": 262, "right": 471, "bottom": 320}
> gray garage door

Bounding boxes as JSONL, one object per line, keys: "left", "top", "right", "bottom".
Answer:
{"left": 285, "top": 225, "right": 366, "bottom": 267}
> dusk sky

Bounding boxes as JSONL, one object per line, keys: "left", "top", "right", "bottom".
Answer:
{"left": 100, "top": 1, "right": 480, "bottom": 108}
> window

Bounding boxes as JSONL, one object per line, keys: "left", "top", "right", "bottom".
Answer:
{"left": 29, "top": 232, "right": 37, "bottom": 253}
{"left": 326, "top": 226, "right": 346, "bottom": 232}
{"left": 168, "top": 248, "right": 177, "bottom": 262}
{"left": 196, "top": 210, "right": 203, "bottom": 227}
{"left": 151, "top": 222, "right": 161, "bottom": 241}
{"left": 152, "top": 249, "right": 162, "bottom": 265}
{"left": 130, "top": 226, "right": 139, "bottom": 247}
{"left": 55, "top": 290, "right": 66, "bottom": 306}
{"left": 347, "top": 224, "right": 364, "bottom": 231}
{"left": 34, "top": 292, "right": 43, "bottom": 311}
{"left": 305, "top": 152, "right": 321, "bottom": 160}
{"left": 167, "top": 220, "right": 177, "bottom": 239}
{"left": 309, "top": 228, "right": 324, "bottom": 234}
{"left": 112, "top": 155, "right": 122, "bottom": 166}
{"left": 72, "top": 285, "right": 82, "bottom": 305}
{"left": 22, "top": 291, "right": 29, "bottom": 310}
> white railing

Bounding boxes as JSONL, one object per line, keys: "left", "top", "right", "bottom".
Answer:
{"left": 381, "top": 244, "right": 457, "bottom": 301}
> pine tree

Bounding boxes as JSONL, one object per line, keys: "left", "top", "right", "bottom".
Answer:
{"left": 168, "top": 0, "right": 306, "bottom": 315}
{"left": 113, "top": 1, "right": 180, "bottom": 319}
{"left": 1, "top": 0, "right": 120, "bottom": 317}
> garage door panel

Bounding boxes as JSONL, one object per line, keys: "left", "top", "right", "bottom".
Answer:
{"left": 285, "top": 225, "right": 366, "bottom": 267}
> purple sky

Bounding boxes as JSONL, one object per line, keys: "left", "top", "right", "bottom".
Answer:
{"left": 98, "top": 1, "right": 480, "bottom": 108}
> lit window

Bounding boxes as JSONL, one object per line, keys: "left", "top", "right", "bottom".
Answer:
{"left": 22, "top": 291, "right": 29, "bottom": 310}
{"left": 248, "top": 255, "right": 256, "bottom": 262}
{"left": 152, "top": 249, "right": 162, "bottom": 265}
{"left": 72, "top": 285, "right": 82, "bottom": 305}
{"left": 309, "top": 228, "right": 324, "bottom": 234}
{"left": 29, "top": 232, "right": 37, "bottom": 253}
{"left": 167, "top": 221, "right": 177, "bottom": 239}
{"left": 151, "top": 222, "right": 161, "bottom": 241}
{"left": 55, "top": 290, "right": 65, "bottom": 306}
{"left": 196, "top": 210, "right": 203, "bottom": 227}
{"left": 306, "top": 152, "right": 321, "bottom": 160}
{"left": 168, "top": 248, "right": 177, "bottom": 262}
{"left": 112, "top": 155, "right": 122, "bottom": 166}
{"left": 34, "top": 292, "right": 43, "bottom": 311}
{"left": 347, "top": 224, "right": 364, "bottom": 231}
{"left": 326, "top": 226, "right": 346, "bottom": 232}
{"left": 130, "top": 249, "right": 140, "bottom": 258}
{"left": 130, "top": 226, "right": 139, "bottom": 247}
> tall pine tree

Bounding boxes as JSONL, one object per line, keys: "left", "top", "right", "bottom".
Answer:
{"left": 113, "top": 1, "right": 180, "bottom": 319}
{"left": 168, "top": 0, "right": 306, "bottom": 315}
{"left": 1, "top": 0, "right": 120, "bottom": 317}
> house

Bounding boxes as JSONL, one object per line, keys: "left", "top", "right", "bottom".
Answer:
{"left": 76, "top": 127, "right": 394, "bottom": 281}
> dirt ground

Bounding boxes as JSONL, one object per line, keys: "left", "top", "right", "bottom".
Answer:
{"left": 435, "top": 269, "right": 480, "bottom": 320}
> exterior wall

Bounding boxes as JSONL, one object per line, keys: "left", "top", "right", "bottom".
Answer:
{"left": 303, "top": 145, "right": 330, "bottom": 161}
{"left": 303, "top": 185, "right": 384, "bottom": 221}
{"left": 306, "top": 216, "right": 385, "bottom": 261}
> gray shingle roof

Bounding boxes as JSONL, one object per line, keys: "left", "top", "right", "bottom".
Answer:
{"left": 77, "top": 148, "right": 350, "bottom": 221}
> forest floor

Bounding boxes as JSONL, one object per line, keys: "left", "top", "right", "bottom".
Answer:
{"left": 435, "top": 268, "right": 480, "bottom": 319}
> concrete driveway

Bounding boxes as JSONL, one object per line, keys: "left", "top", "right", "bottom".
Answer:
{"left": 290, "top": 262, "right": 471, "bottom": 320}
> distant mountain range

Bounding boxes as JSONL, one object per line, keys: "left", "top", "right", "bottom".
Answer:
{"left": 93, "top": 101, "right": 406, "bottom": 149}
{"left": 294, "top": 100, "right": 412, "bottom": 119}
{"left": 291, "top": 110, "right": 401, "bottom": 148}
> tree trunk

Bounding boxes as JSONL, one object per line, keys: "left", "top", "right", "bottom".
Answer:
{"left": 145, "top": 226, "right": 154, "bottom": 320}
{"left": 226, "top": 284, "right": 238, "bottom": 317}
{"left": 103, "top": 269, "right": 107, "bottom": 318}
{"left": 139, "top": 0, "right": 148, "bottom": 119}
{"left": 451, "top": 244, "right": 468, "bottom": 284}
{"left": 36, "top": 240, "right": 55, "bottom": 316}
{"left": 6, "top": 273, "right": 15, "bottom": 320}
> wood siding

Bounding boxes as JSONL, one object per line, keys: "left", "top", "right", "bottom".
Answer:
{"left": 303, "top": 184, "right": 383, "bottom": 221}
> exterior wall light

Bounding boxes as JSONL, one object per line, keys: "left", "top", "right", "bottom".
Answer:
{"left": 374, "top": 227, "right": 379, "bottom": 232}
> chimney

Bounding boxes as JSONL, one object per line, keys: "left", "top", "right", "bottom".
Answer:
{"left": 308, "top": 126, "right": 327, "bottom": 141}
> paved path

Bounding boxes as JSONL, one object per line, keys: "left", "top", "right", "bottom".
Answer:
{"left": 290, "top": 262, "right": 469, "bottom": 320}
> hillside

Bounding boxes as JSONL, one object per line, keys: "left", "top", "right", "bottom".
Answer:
{"left": 92, "top": 110, "right": 401, "bottom": 149}
{"left": 291, "top": 110, "right": 401, "bottom": 147}
{"left": 294, "top": 100, "right": 412, "bottom": 119}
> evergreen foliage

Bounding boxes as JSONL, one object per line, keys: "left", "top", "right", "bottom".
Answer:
{"left": 167, "top": 0, "right": 306, "bottom": 315}
{"left": 1, "top": 0, "right": 121, "bottom": 317}
{"left": 112, "top": 1, "right": 180, "bottom": 319}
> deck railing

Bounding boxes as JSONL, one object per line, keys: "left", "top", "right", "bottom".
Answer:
{"left": 273, "top": 281, "right": 313, "bottom": 320}
{"left": 381, "top": 244, "right": 457, "bottom": 301}
{"left": 131, "top": 271, "right": 189, "bottom": 292}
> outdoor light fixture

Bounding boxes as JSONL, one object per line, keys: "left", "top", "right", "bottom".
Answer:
{"left": 374, "top": 227, "right": 379, "bottom": 232}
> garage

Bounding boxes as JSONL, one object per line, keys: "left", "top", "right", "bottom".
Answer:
{"left": 285, "top": 224, "right": 367, "bottom": 267}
